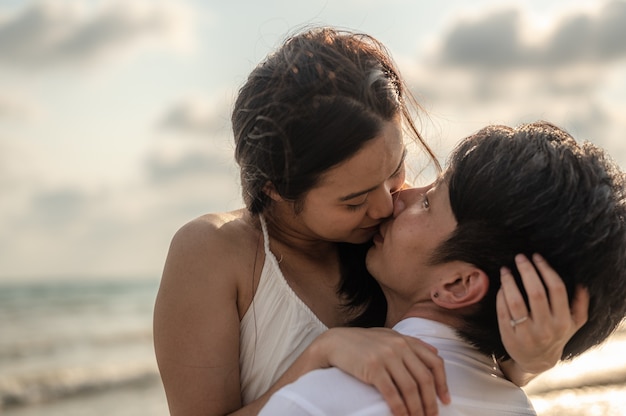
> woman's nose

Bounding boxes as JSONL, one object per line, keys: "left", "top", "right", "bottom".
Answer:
{"left": 367, "top": 187, "right": 394, "bottom": 220}
{"left": 393, "top": 184, "right": 432, "bottom": 217}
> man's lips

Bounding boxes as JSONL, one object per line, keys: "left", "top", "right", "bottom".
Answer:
{"left": 373, "top": 222, "right": 389, "bottom": 244}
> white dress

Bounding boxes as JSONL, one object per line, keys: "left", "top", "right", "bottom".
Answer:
{"left": 239, "top": 215, "right": 328, "bottom": 404}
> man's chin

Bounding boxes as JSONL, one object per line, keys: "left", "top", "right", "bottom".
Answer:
{"left": 364, "top": 248, "right": 380, "bottom": 277}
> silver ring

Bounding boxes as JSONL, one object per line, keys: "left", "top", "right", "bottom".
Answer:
{"left": 510, "top": 316, "right": 529, "bottom": 327}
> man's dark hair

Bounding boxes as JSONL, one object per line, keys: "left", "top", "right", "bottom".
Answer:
{"left": 431, "top": 121, "right": 626, "bottom": 361}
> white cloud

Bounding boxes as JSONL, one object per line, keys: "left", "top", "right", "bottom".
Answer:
{"left": 157, "top": 94, "right": 233, "bottom": 137}
{"left": 435, "top": 0, "right": 626, "bottom": 70}
{"left": 397, "top": 0, "right": 626, "bottom": 170}
{"left": 0, "top": 90, "right": 42, "bottom": 120}
{"left": 144, "top": 148, "right": 235, "bottom": 184}
{"left": 0, "top": 0, "right": 194, "bottom": 69}
{"left": 0, "top": 171, "right": 241, "bottom": 278}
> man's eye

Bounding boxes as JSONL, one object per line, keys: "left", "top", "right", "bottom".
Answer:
{"left": 422, "top": 195, "right": 430, "bottom": 209}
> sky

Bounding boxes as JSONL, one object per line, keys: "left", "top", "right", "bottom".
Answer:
{"left": 1, "top": 0, "right": 626, "bottom": 281}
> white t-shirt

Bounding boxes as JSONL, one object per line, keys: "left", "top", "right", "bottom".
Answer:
{"left": 259, "top": 317, "right": 536, "bottom": 416}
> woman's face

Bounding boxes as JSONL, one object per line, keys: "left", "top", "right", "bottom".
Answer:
{"left": 295, "top": 119, "right": 406, "bottom": 244}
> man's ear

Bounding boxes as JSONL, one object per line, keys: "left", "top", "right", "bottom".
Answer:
{"left": 263, "top": 181, "right": 283, "bottom": 202}
{"left": 431, "top": 266, "right": 489, "bottom": 309}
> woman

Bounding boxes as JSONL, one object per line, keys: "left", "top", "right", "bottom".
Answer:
{"left": 153, "top": 27, "right": 586, "bottom": 416}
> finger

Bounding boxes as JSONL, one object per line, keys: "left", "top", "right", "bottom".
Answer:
{"left": 515, "top": 254, "right": 551, "bottom": 320}
{"left": 409, "top": 364, "right": 438, "bottom": 416}
{"left": 497, "top": 283, "right": 514, "bottom": 337}
{"left": 570, "top": 284, "right": 590, "bottom": 329}
{"left": 499, "top": 265, "right": 530, "bottom": 324}
{"left": 373, "top": 371, "right": 410, "bottom": 416}
{"left": 531, "top": 253, "right": 568, "bottom": 321}
{"left": 418, "top": 341, "right": 438, "bottom": 355}
{"left": 405, "top": 339, "right": 449, "bottom": 405}
{"left": 387, "top": 359, "right": 427, "bottom": 416}
{"left": 405, "top": 337, "right": 439, "bottom": 354}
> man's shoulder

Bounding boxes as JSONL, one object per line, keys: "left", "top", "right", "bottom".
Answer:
{"left": 283, "top": 367, "right": 382, "bottom": 403}
{"left": 260, "top": 368, "right": 389, "bottom": 416}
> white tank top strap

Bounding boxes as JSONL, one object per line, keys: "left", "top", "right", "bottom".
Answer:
{"left": 259, "top": 214, "right": 272, "bottom": 256}
{"left": 238, "top": 214, "right": 328, "bottom": 404}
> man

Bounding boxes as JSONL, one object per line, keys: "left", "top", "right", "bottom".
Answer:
{"left": 258, "top": 121, "right": 626, "bottom": 415}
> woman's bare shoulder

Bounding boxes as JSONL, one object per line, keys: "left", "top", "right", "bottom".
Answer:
{"left": 173, "top": 208, "right": 254, "bottom": 244}
{"left": 164, "top": 209, "right": 260, "bottom": 279}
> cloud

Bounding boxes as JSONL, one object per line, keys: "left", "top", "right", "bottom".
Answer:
{"left": 29, "top": 188, "right": 87, "bottom": 227}
{"left": 0, "top": 171, "right": 241, "bottom": 278}
{"left": 395, "top": 1, "right": 626, "bottom": 173}
{"left": 0, "top": 0, "right": 194, "bottom": 69}
{"left": 158, "top": 95, "right": 231, "bottom": 136}
{"left": 0, "top": 91, "right": 41, "bottom": 120}
{"left": 438, "top": 1, "right": 626, "bottom": 71}
{"left": 405, "top": 1, "right": 626, "bottom": 108}
{"left": 145, "top": 150, "right": 234, "bottom": 184}
{"left": 440, "top": 8, "right": 523, "bottom": 70}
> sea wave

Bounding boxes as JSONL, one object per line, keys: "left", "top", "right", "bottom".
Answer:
{"left": 0, "top": 329, "right": 153, "bottom": 361}
{"left": 0, "top": 361, "right": 159, "bottom": 409}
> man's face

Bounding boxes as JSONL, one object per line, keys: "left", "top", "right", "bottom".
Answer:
{"left": 365, "top": 179, "right": 457, "bottom": 303}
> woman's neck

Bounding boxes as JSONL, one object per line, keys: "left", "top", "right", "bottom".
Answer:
{"left": 261, "top": 209, "right": 338, "bottom": 260}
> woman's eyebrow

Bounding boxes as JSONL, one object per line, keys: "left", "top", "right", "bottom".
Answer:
{"left": 339, "top": 186, "right": 377, "bottom": 202}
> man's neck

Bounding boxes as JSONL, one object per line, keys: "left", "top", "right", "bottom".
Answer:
{"left": 386, "top": 302, "right": 462, "bottom": 330}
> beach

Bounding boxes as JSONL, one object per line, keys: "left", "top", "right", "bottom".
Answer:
{"left": 1, "top": 278, "right": 625, "bottom": 415}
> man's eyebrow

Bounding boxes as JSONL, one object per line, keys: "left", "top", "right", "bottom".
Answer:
{"left": 338, "top": 148, "right": 407, "bottom": 202}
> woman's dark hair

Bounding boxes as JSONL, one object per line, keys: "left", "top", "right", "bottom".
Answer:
{"left": 431, "top": 121, "right": 626, "bottom": 361}
{"left": 232, "top": 27, "right": 438, "bottom": 326}
{"left": 232, "top": 26, "right": 438, "bottom": 214}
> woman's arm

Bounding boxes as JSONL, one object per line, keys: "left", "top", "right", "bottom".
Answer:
{"left": 223, "top": 327, "right": 449, "bottom": 416}
{"left": 154, "top": 219, "right": 247, "bottom": 415}
{"left": 496, "top": 254, "right": 590, "bottom": 386}
{"left": 245, "top": 326, "right": 450, "bottom": 416}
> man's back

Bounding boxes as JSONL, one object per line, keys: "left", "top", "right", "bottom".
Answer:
{"left": 260, "top": 318, "right": 536, "bottom": 416}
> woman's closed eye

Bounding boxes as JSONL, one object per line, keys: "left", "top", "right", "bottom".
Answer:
{"left": 346, "top": 198, "right": 368, "bottom": 211}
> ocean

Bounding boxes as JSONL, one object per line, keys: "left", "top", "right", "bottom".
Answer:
{"left": 0, "top": 278, "right": 168, "bottom": 416}
{"left": 1, "top": 278, "right": 625, "bottom": 416}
